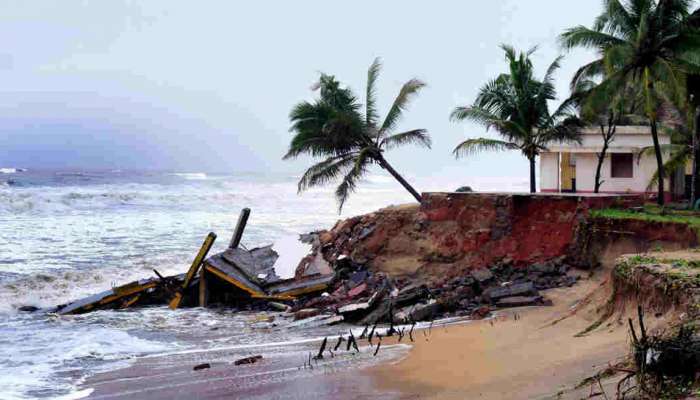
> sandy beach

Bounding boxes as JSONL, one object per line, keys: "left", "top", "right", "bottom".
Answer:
{"left": 81, "top": 266, "right": 644, "bottom": 400}
{"left": 367, "top": 270, "right": 639, "bottom": 400}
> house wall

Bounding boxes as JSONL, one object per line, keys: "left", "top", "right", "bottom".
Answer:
{"left": 574, "top": 152, "right": 670, "bottom": 193}
{"left": 540, "top": 152, "right": 559, "bottom": 191}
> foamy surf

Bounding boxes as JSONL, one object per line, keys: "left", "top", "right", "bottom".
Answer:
{"left": 0, "top": 170, "right": 525, "bottom": 399}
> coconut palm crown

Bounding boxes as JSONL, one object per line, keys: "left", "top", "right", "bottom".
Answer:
{"left": 559, "top": 0, "right": 700, "bottom": 205}
{"left": 284, "top": 58, "right": 431, "bottom": 211}
{"left": 451, "top": 45, "right": 582, "bottom": 193}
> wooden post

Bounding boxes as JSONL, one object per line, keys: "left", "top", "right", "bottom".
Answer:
{"left": 199, "top": 266, "right": 209, "bottom": 307}
{"left": 168, "top": 232, "right": 217, "bottom": 310}
{"left": 229, "top": 208, "right": 251, "bottom": 249}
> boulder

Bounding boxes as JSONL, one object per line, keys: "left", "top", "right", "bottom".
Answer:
{"left": 471, "top": 268, "right": 494, "bottom": 283}
{"left": 294, "top": 308, "right": 320, "bottom": 320}
{"left": 410, "top": 300, "right": 441, "bottom": 321}
{"left": 496, "top": 296, "right": 543, "bottom": 308}
{"left": 483, "top": 282, "right": 537, "bottom": 302}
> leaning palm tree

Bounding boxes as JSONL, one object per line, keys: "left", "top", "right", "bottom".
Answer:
{"left": 284, "top": 59, "right": 431, "bottom": 211}
{"left": 560, "top": 0, "right": 700, "bottom": 205}
{"left": 451, "top": 45, "right": 581, "bottom": 193}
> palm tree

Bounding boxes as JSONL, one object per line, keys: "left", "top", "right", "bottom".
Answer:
{"left": 560, "top": 0, "right": 700, "bottom": 205}
{"left": 284, "top": 59, "right": 431, "bottom": 211}
{"left": 451, "top": 45, "right": 582, "bottom": 193}
{"left": 570, "top": 77, "right": 645, "bottom": 193}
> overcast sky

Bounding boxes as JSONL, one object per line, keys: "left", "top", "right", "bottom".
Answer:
{"left": 0, "top": 1, "right": 605, "bottom": 180}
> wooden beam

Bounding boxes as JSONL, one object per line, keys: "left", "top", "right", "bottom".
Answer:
{"left": 169, "top": 232, "right": 217, "bottom": 310}
{"left": 229, "top": 208, "right": 251, "bottom": 249}
{"left": 199, "top": 267, "right": 209, "bottom": 307}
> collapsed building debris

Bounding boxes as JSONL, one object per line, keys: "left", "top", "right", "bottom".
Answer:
{"left": 53, "top": 208, "right": 335, "bottom": 315}
{"left": 51, "top": 199, "right": 584, "bottom": 326}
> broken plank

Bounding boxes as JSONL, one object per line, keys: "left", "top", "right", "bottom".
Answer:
{"left": 169, "top": 232, "right": 217, "bottom": 310}
{"left": 265, "top": 274, "right": 335, "bottom": 297}
{"left": 229, "top": 208, "right": 251, "bottom": 249}
{"left": 199, "top": 265, "right": 209, "bottom": 307}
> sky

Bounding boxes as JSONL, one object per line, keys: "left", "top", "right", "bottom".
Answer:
{"left": 0, "top": 1, "right": 605, "bottom": 182}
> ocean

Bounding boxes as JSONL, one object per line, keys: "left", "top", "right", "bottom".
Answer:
{"left": 0, "top": 168, "right": 527, "bottom": 399}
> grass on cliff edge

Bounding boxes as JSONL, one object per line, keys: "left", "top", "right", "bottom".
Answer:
{"left": 590, "top": 204, "right": 700, "bottom": 230}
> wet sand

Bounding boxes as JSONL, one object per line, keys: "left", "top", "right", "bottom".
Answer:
{"left": 85, "top": 270, "right": 638, "bottom": 400}
{"left": 368, "top": 275, "right": 634, "bottom": 399}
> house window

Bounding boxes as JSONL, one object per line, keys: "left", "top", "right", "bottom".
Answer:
{"left": 611, "top": 153, "right": 633, "bottom": 178}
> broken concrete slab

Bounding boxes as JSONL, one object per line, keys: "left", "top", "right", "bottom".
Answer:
{"left": 496, "top": 296, "right": 543, "bottom": 308}
{"left": 265, "top": 273, "right": 335, "bottom": 298}
{"left": 53, "top": 275, "right": 182, "bottom": 315}
{"left": 285, "top": 314, "right": 344, "bottom": 329}
{"left": 222, "top": 245, "right": 280, "bottom": 284}
{"left": 483, "top": 282, "right": 537, "bottom": 302}
{"left": 203, "top": 254, "right": 267, "bottom": 297}
{"left": 409, "top": 300, "right": 441, "bottom": 321}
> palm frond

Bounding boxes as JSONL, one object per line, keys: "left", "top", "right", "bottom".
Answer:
{"left": 365, "top": 58, "right": 382, "bottom": 128}
{"left": 380, "top": 129, "right": 431, "bottom": 150}
{"left": 559, "top": 26, "right": 625, "bottom": 50}
{"left": 452, "top": 138, "right": 520, "bottom": 159}
{"left": 335, "top": 152, "right": 371, "bottom": 212}
{"left": 297, "top": 154, "right": 357, "bottom": 193}
{"left": 645, "top": 145, "right": 691, "bottom": 189}
{"left": 378, "top": 78, "right": 426, "bottom": 136}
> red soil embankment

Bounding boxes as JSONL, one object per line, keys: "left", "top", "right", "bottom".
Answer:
{"left": 305, "top": 193, "right": 644, "bottom": 284}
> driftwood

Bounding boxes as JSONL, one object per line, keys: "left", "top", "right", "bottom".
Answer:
{"left": 374, "top": 341, "right": 381, "bottom": 356}
{"left": 229, "top": 208, "right": 251, "bottom": 249}
{"left": 333, "top": 336, "right": 344, "bottom": 351}
{"left": 314, "top": 337, "right": 327, "bottom": 360}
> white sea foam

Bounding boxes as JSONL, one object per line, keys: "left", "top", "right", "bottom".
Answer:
{"left": 171, "top": 172, "right": 208, "bottom": 180}
{"left": 0, "top": 170, "right": 526, "bottom": 399}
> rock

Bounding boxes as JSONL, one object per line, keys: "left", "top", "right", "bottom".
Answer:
{"left": 471, "top": 268, "right": 494, "bottom": 283}
{"left": 529, "top": 263, "right": 557, "bottom": 275}
{"left": 193, "top": 363, "right": 211, "bottom": 371}
{"left": 347, "top": 283, "right": 367, "bottom": 299}
{"left": 294, "top": 308, "right": 320, "bottom": 320}
{"left": 18, "top": 306, "right": 39, "bottom": 312}
{"left": 496, "top": 296, "right": 542, "bottom": 308}
{"left": 410, "top": 300, "right": 441, "bottom": 321}
{"left": 483, "top": 282, "right": 537, "bottom": 302}
{"left": 234, "top": 355, "right": 263, "bottom": 366}
{"left": 472, "top": 305, "right": 491, "bottom": 319}
{"left": 455, "top": 186, "right": 473, "bottom": 192}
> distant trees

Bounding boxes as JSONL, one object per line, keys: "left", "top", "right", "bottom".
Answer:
{"left": 284, "top": 59, "right": 431, "bottom": 211}
{"left": 450, "top": 45, "right": 582, "bottom": 193}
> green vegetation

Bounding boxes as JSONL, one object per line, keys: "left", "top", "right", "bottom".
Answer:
{"left": 560, "top": 0, "right": 700, "bottom": 206}
{"left": 449, "top": 45, "right": 581, "bottom": 193}
{"left": 614, "top": 253, "right": 700, "bottom": 289}
{"left": 590, "top": 206, "right": 700, "bottom": 231}
{"left": 284, "top": 59, "right": 430, "bottom": 211}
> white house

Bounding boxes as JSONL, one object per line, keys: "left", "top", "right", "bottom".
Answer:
{"left": 540, "top": 126, "right": 681, "bottom": 200}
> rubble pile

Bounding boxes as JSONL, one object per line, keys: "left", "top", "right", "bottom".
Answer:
{"left": 44, "top": 199, "right": 585, "bottom": 326}
{"left": 288, "top": 253, "right": 580, "bottom": 325}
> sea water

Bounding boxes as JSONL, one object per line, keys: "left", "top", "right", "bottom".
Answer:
{"left": 0, "top": 169, "right": 527, "bottom": 399}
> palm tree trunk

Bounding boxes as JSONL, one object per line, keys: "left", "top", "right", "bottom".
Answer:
{"left": 693, "top": 109, "right": 700, "bottom": 207}
{"left": 376, "top": 154, "right": 423, "bottom": 202}
{"left": 650, "top": 118, "right": 665, "bottom": 206}
{"left": 594, "top": 152, "right": 605, "bottom": 193}
{"left": 529, "top": 156, "right": 536, "bottom": 193}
